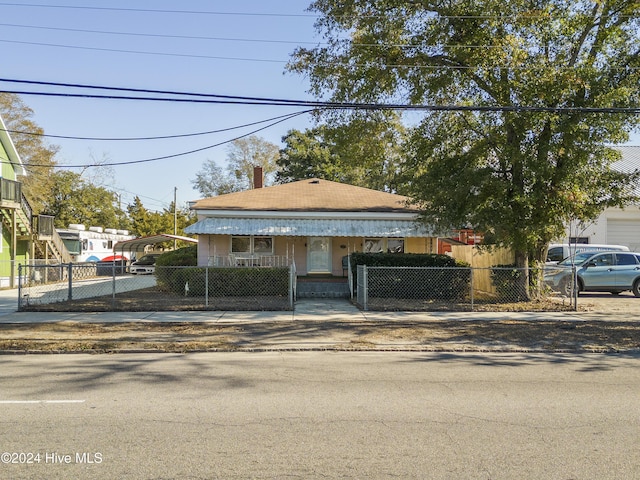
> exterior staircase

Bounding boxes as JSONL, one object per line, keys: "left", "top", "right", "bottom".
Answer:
{"left": 0, "top": 178, "right": 71, "bottom": 264}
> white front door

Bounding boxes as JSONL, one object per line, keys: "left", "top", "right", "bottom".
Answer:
{"left": 307, "top": 237, "right": 332, "bottom": 274}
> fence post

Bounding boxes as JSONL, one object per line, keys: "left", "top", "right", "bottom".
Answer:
{"left": 572, "top": 265, "right": 578, "bottom": 311}
{"left": 18, "top": 264, "right": 22, "bottom": 310}
{"left": 67, "top": 263, "right": 73, "bottom": 301}
{"left": 112, "top": 261, "right": 116, "bottom": 303}
{"left": 289, "top": 264, "right": 293, "bottom": 309}
{"left": 363, "top": 265, "right": 368, "bottom": 311}
{"left": 205, "top": 266, "right": 209, "bottom": 307}
{"left": 470, "top": 267, "right": 474, "bottom": 311}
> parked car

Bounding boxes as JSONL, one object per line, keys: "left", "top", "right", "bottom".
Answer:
{"left": 129, "top": 253, "right": 162, "bottom": 275}
{"left": 544, "top": 251, "right": 640, "bottom": 297}
{"left": 546, "top": 243, "right": 629, "bottom": 264}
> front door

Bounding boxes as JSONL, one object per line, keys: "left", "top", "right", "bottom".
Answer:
{"left": 307, "top": 237, "right": 332, "bottom": 274}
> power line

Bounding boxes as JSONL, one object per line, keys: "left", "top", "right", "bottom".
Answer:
{"left": 17, "top": 109, "right": 312, "bottom": 169}
{"left": 2, "top": 37, "right": 639, "bottom": 70}
{"left": 0, "top": 38, "right": 286, "bottom": 63}
{"left": 1, "top": 111, "right": 309, "bottom": 141}
{"left": 2, "top": 89, "right": 638, "bottom": 114}
{"left": 0, "top": 22, "right": 545, "bottom": 49}
{"left": 0, "top": 3, "right": 315, "bottom": 17}
{"left": 0, "top": 4, "right": 636, "bottom": 19}
{"left": 0, "top": 22, "right": 319, "bottom": 46}
{"left": 3, "top": 78, "right": 640, "bottom": 113}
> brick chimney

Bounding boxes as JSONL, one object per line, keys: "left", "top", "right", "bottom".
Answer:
{"left": 253, "top": 166, "right": 263, "bottom": 189}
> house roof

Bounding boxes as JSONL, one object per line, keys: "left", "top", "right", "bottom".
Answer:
{"left": 0, "top": 114, "right": 26, "bottom": 176}
{"left": 190, "top": 178, "right": 418, "bottom": 213}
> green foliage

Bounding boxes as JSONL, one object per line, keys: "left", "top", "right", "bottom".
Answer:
{"left": 0, "top": 93, "right": 59, "bottom": 215}
{"left": 42, "top": 170, "right": 129, "bottom": 229}
{"left": 277, "top": 113, "right": 408, "bottom": 192}
{"left": 127, "top": 197, "right": 195, "bottom": 238}
{"left": 490, "top": 265, "right": 528, "bottom": 302}
{"left": 191, "top": 135, "right": 279, "bottom": 197}
{"left": 155, "top": 245, "right": 198, "bottom": 266}
{"left": 349, "top": 252, "right": 466, "bottom": 268}
{"left": 289, "top": 0, "right": 640, "bottom": 269}
{"left": 350, "top": 253, "right": 470, "bottom": 300}
{"left": 157, "top": 266, "right": 289, "bottom": 297}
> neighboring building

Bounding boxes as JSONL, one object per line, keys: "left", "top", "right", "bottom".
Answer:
{"left": 562, "top": 146, "right": 640, "bottom": 251}
{"left": 0, "top": 113, "right": 31, "bottom": 287}
{"left": 0, "top": 114, "right": 71, "bottom": 287}
{"left": 185, "top": 174, "right": 438, "bottom": 276}
{"left": 57, "top": 224, "right": 135, "bottom": 262}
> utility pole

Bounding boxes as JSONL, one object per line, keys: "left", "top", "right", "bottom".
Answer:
{"left": 173, "top": 187, "right": 177, "bottom": 250}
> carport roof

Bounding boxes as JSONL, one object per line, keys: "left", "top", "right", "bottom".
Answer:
{"left": 113, "top": 234, "right": 197, "bottom": 254}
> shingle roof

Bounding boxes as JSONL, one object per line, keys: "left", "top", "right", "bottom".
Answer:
{"left": 190, "top": 178, "right": 418, "bottom": 213}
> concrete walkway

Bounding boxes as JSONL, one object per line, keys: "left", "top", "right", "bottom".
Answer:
{"left": 0, "top": 292, "right": 633, "bottom": 324}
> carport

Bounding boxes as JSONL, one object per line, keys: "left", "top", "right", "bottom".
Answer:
{"left": 113, "top": 234, "right": 197, "bottom": 260}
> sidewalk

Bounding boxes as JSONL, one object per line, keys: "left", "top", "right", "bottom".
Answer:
{"left": 0, "top": 296, "right": 632, "bottom": 324}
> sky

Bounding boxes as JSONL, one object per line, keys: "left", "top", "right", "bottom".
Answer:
{"left": 1, "top": 1, "right": 639, "bottom": 215}
{"left": 0, "top": 1, "right": 319, "bottom": 213}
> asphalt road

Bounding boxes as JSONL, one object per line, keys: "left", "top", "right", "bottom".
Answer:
{"left": 2, "top": 351, "right": 640, "bottom": 479}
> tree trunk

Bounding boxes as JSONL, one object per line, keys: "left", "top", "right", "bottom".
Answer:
{"left": 514, "top": 250, "right": 531, "bottom": 301}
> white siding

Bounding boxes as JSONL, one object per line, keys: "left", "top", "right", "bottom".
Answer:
{"left": 607, "top": 218, "right": 640, "bottom": 251}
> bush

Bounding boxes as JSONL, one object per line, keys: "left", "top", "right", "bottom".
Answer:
{"left": 349, "top": 252, "right": 466, "bottom": 269}
{"left": 156, "top": 266, "right": 289, "bottom": 297}
{"left": 155, "top": 245, "right": 197, "bottom": 266}
{"left": 350, "top": 253, "right": 471, "bottom": 301}
{"left": 154, "top": 246, "right": 198, "bottom": 291}
{"left": 490, "top": 264, "right": 528, "bottom": 301}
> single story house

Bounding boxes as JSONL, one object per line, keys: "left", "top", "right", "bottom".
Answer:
{"left": 185, "top": 174, "right": 439, "bottom": 276}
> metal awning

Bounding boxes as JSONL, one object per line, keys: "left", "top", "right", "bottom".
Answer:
{"left": 185, "top": 218, "right": 432, "bottom": 237}
{"left": 113, "top": 234, "right": 197, "bottom": 255}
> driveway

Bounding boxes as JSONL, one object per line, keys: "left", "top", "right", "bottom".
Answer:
{"left": 575, "top": 291, "right": 640, "bottom": 314}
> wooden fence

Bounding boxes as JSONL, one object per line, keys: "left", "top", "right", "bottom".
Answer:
{"left": 449, "top": 245, "right": 515, "bottom": 296}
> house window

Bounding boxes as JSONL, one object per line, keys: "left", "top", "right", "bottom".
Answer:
{"left": 231, "top": 236, "right": 274, "bottom": 255}
{"left": 253, "top": 237, "right": 273, "bottom": 254}
{"left": 231, "top": 237, "right": 251, "bottom": 254}
{"left": 387, "top": 239, "right": 404, "bottom": 253}
{"left": 364, "top": 238, "right": 404, "bottom": 254}
{"left": 364, "top": 238, "right": 384, "bottom": 253}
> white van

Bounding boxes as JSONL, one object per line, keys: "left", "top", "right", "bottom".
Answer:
{"left": 546, "top": 243, "right": 629, "bottom": 263}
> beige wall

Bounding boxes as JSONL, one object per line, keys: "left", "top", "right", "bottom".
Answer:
{"left": 197, "top": 234, "right": 439, "bottom": 275}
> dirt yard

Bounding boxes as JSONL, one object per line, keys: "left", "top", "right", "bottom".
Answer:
{"left": 6, "top": 288, "right": 640, "bottom": 354}
{"left": 1, "top": 318, "right": 639, "bottom": 353}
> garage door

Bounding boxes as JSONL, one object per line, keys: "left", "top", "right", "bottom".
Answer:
{"left": 607, "top": 219, "right": 640, "bottom": 252}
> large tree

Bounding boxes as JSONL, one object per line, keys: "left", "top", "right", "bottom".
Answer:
{"left": 277, "top": 112, "right": 408, "bottom": 192}
{"left": 192, "top": 135, "right": 280, "bottom": 196}
{"left": 0, "top": 93, "right": 59, "bottom": 214}
{"left": 127, "top": 196, "right": 195, "bottom": 238}
{"left": 289, "top": 1, "right": 640, "bottom": 278}
{"left": 43, "top": 170, "right": 128, "bottom": 229}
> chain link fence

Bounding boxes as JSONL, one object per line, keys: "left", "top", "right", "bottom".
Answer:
{"left": 17, "top": 262, "right": 578, "bottom": 312}
{"left": 355, "top": 265, "right": 577, "bottom": 311}
{"left": 19, "top": 263, "right": 295, "bottom": 311}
